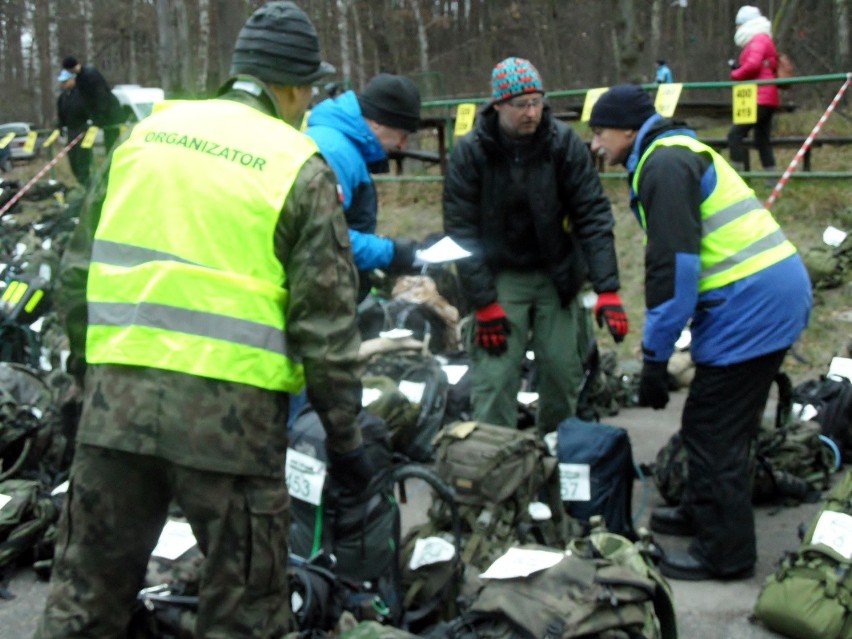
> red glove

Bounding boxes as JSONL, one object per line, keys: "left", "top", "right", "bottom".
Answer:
{"left": 474, "top": 303, "right": 511, "bottom": 355}
{"left": 594, "top": 291, "right": 628, "bottom": 343}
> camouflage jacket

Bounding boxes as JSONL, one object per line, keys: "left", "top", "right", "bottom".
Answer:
{"left": 55, "top": 87, "right": 364, "bottom": 476}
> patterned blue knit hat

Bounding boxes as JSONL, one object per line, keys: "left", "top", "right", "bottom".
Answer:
{"left": 491, "top": 57, "right": 543, "bottom": 103}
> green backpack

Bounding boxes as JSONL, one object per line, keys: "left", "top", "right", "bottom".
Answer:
{"left": 440, "top": 532, "right": 677, "bottom": 639}
{"left": 399, "top": 421, "right": 579, "bottom": 629}
{"left": 0, "top": 478, "right": 60, "bottom": 575}
{"left": 754, "top": 469, "right": 852, "bottom": 639}
{"left": 652, "top": 372, "right": 834, "bottom": 506}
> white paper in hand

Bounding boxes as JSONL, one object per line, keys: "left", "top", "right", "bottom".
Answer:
{"left": 415, "top": 236, "right": 472, "bottom": 264}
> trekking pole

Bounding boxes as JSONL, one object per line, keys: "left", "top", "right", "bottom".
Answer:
{"left": 764, "top": 72, "right": 852, "bottom": 209}
{"left": 0, "top": 131, "right": 85, "bottom": 219}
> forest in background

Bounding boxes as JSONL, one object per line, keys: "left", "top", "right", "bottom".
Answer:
{"left": 1, "top": 0, "right": 850, "bottom": 127}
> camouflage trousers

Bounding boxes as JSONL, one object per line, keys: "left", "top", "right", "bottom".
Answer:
{"left": 35, "top": 443, "right": 291, "bottom": 639}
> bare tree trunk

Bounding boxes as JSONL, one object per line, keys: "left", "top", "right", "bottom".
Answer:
{"left": 156, "top": 0, "right": 177, "bottom": 92}
{"left": 212, "top": 0, "right": 247, "bottom": 91}
{"left": 175, "top": 0, "right": 191, "bottom": 92}
{"left": 409, "top": 0, "right": 429, "bottom": 73}
{"left": 82, "top": 0, "right": 94, "bottom": 62}
{"left": 197, "top": 0, "right": 210, "bottom": 93}
{"left": 128, "top": 0, "right": 138, "bottom": 83}
{"left": 650, "top": 0, "right": 662, "bottom": 62}
{"left": 611, "top": 0, "right": 643, "bottom": 83}
{"left": 351, "top": 1, "right": 365, "bottom": 90}
{"left": 836, "top": 0, "right": 849, "bottom": 69}
{"left": 336, "top": 0, "right": 352, "bottom": 85}
{"left": 34, "top": 0, "right": 56, "bottom": 127}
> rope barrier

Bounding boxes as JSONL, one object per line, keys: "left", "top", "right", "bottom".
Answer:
{"left": 764, "top": 72, "right": 852, "bottom": 209}
{"left": 0, "top": 131, "right": 86, "bottom": 219}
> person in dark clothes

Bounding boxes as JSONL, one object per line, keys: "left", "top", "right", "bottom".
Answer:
{"left": 61, "top": 55, "right": 125, "bottom": 152}
{"left": 56, "top": 68, "right": 92, "bottom": 185}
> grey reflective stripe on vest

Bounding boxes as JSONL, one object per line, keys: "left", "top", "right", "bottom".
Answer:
{"left": 88, "top": 301, "right": 289, "bottom": 357}
{"left": 701, "top": 196, "right": 763, "bottom": 237}
{"left": 92, "top": 239, "right": 201, "bottom": 268}
{"left": 701, "top": 228, "right": 789, "bottom": 279}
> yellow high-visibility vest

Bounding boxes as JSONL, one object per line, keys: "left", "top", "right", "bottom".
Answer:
{"left": 86, "top": 99, "right": 318, "bottom": 392}
{"left": 633, "top": 135, "right": 796, "bottom": 292}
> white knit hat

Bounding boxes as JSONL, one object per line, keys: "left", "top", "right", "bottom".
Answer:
{"left": 735, "top": 5, "right": 762, "bottom": 25}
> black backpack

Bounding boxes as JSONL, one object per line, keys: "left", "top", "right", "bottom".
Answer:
{"left": 792, "top": 375, "right": 852, "bottom": 460}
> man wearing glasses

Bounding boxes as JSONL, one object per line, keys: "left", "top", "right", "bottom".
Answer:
{"left": 443, "top": 57, "right": 626, "bottom": 434}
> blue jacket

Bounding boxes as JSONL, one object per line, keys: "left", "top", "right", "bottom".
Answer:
{"left": 306, "top": 91, "right": 395, "bottom": 271}
{"left": 627, "top": 116, "right": 811, "bottom": 366}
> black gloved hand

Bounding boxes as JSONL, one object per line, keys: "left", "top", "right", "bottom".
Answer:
{"left": 389, "top": 237, "right": 418, "bottom": 271}
{"left": 326, "top": 445, "right": 382, "bottom": 493}
{"left": 638, "top": 360, "right": 670, "bottom": 410}
{"left": 727, "top": 58, "right": 740, "bottom": 70}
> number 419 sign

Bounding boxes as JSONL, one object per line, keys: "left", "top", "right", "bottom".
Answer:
{"left": 732, "top": 84, "right": 758, "bottom": 124}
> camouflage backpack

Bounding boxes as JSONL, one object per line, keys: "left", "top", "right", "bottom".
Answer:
{"left": 0, "top": 478, "right": 60, "bottom": 577}
{"left": 803, "top": 233, "right": 851, "bottom": 290}
{"left": 754, "top": 470, "right": 852, "bottom": 639}
{"left": 362, "top": 348, "right": 449, "bottom": 462}
{"left": 436, "top": 530, "right": 677, "bottom": 639}
{"left": 651, "top": 372, "right": 834, "bottom": 506}
{"left": 0, "top": 362, "right": 69, "bottom": 483}
{"left": 399, "top": 421, "right": 579, "bottom": 630}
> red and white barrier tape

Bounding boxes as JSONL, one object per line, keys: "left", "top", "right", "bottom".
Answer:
{"left": 0, "top": 131, "right": 86, "bottom": 219}
{"left": 765, "top": 72, "right": 852, "bottom": 209}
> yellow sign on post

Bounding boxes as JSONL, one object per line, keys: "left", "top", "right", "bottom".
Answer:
{"left": 43, "top": 129, "right": 60, "bottom": 148}
{"left": 581, "top": 88, "right": 609, "bottom": 123}
{"left": 81, "top": 126, "right": 100, "bottom": 149}
{"left": 22, "top": 131, "right": 38, "bottom": 154}
{"left": 0, "top": 132, "right": 14, "bottom": 149}
{"left": 454, "top": 103, "right": 477, "bottom": 137}
{"left": 654, "top": 83, "right": 683, "bottom": 118}
{"left": 732, "top": 84, "right": 758, "bottom": 124}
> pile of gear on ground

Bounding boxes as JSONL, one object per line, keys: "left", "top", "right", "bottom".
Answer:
{"left": 1, "top": 180, "right": 852, "bottom": 639}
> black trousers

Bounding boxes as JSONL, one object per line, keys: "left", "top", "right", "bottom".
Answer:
{"left": 682, "top": 348, "right": 787, "bottom": 576}
{"left": 727, "top": 105, "right": 777, "bottom": 169}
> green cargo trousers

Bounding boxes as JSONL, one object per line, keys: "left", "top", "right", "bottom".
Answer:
{"left": 35, "top": 444, "right": 291, "bottom": 639}
{"left": 468, "top": 269, "right": 590, "bottom": 434}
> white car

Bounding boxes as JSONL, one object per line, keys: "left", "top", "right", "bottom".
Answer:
{"left": 0, "top": 122, "right": 43, "bottom": 162}
{"left": 112, "top": 84, "right": 165, "bottom": 122}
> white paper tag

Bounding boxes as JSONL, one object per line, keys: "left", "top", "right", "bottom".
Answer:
{"left": 528, "top": 501, "right": 552, "bottom": 521}
{"left": 399, "top": 380, "right": 426, "bottom": 404}
{"left": 675, "top": 329, "right": 692, "bottom": 351}
{"left": 517, "top": 391, "right": 539, "bottom": 406}
{"left": 409, "top": 536, "right": 456, "bottom": 570}
{"left": 559, "top": 463, "right": 591, "bottom": 501}
{"left": 811, "top": 510, "right": 852, "bottom": 559}
{"left": 378, "top": 328, "right": 414, "bottom": 340}
{"left": 479, "top": 547, "right": 565, "bottom": 579}
{"left": 827, "top": 356, "right": 852, "bottom": 383}
{"left": 441, "top": 364, "right": 468, "bottom": 385}
{"left": 361, "top": 387, "right": 382, "bottom": 407}
{"left": 0, "top": 493, "right": 11, "bottom": 510}
{"left": 51, "top": 480, "right": 70, "bottom": 496}
{"left": 151, "top": 520, "right": 197, "bottom": 560}
{"left": 285, "top": 448, "right": 326, "bottom": 505}
{"left": 291, "top": 590, "right": 304, "bottom": 613}
{"left": 822, "top": 225, "right": 848, "bottom": 247}
{"left": 793, "top": 402, "right": 820, "bottom": 422}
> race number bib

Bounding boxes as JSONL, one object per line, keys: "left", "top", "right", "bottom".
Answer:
{"left": 285, "top": 448, "right": 326, "bottom": 505}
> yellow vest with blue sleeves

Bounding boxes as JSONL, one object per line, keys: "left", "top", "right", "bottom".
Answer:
{"left": 632, "top": 135, "right": 796, "bottom": 293}
{"left": 86, "top": 99, "right": 318, "bottom": 392}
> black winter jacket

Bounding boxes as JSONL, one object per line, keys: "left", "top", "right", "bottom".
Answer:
{"left": 443, "top": 104, "right": 620, "bottom": 309}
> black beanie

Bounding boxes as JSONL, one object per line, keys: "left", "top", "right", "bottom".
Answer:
{"left": 358, "top": 74, "right": 421, "bottom": 133}
{"left": 589, "top": 84, "right": 657, "bottom": 130}
{"left": 230, "top": 1, "right": 335, "bottom": 86}
{"left": 62, "top": 56, "right": 79, "bottom": 70}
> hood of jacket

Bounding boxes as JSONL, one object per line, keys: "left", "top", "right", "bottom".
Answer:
{"left": 307, "top": 90, "right": 386, "bottom": 166}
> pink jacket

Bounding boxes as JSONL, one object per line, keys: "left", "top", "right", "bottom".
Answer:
{"left": 730, "top": 33, "right": 780, "bottom": 107}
